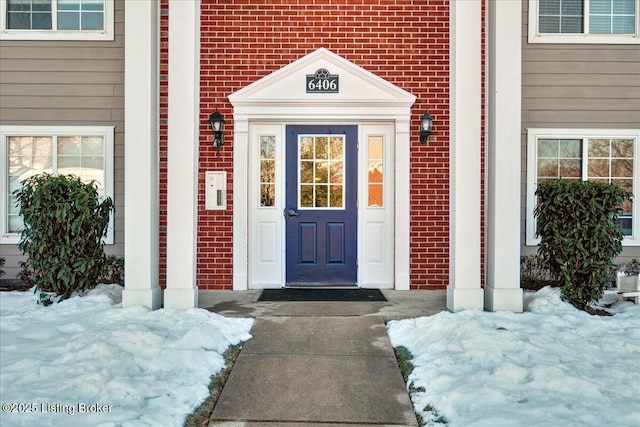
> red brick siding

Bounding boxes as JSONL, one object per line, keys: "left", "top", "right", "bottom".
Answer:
{"left": 159, "top": 0, "right": 486, "bottom": 290}
{"left": 480, "top": 0, "right": 486, "bottom": 287}
{"left": 159, "top": 0, "right": 168, "bottom": 286}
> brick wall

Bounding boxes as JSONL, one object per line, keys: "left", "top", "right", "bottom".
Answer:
{"left": 160, "top": 0, "right": 459, "bottom": 290}
{"left": 159, "top": 0, "right": 168, "bottom": 287}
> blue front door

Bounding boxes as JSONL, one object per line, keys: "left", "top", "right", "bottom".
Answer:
{"left": 285, "top": 125, "right": 358, "bottom": 285}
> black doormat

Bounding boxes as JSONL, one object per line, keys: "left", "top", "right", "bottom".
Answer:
{"left": 258, "top": 288, "right": 387, "bottom": 302}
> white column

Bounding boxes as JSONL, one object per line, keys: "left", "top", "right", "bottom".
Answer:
{"left": 122, "top": 0, "right": 161, "bottom": 309}
{"left": 485, "top": 0, "right": 524, "bottom": 312}
{"left": 447, "top": 0, "right": 484, "bottom": 312}
{"left": 164, "top": 0, "right": 201, "bottom": 309}
{"left": 232, "top": 117, "right": 249, "bottom": 290}
{"left": 395, "top": 118, "right": 411, "bottom": 290}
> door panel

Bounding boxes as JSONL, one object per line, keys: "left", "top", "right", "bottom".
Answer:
{"left": 327, "top": 223, "right": 345, "bottom": 264}
{"left": 285, "top": 125, "right": 357, "bottom": 285}
{"left": 299, "top": 223, "right": 318, "bottom": 264}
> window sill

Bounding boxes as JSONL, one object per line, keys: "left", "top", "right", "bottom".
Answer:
{"left": 0, "top": 30, "right": 114, "bottom": 41}
{"left": 1, "top": 235, "right": 115, "bottom": 245}
{"left": 526, "top": 237, "right": 640, "bottom": 247}
{"left": 0, "top": 234, "right": 20, "bottom": 245}
{"left": 528, "top": 33, "right": 640, "bottom": 45}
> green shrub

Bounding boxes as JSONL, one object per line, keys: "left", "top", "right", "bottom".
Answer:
{"left": 617, "top": 259, "right": 640, "bottom": 276}
{"left": 534, "top": 180, "right": 632, "bottom": 311}
{"left": 97, "top": 255, "right": 125, "bottom": 285}
{"left": 19, "top": 256, "right": 124, "bottom": 288}
{"left": 14, "top": 173, "right": 114, "bottom": 301}
{"left": 17, "top": 261, "right": 35, "bottom": 287}
{"left": 520, "top": 254, "right": 559, "bottom": 290}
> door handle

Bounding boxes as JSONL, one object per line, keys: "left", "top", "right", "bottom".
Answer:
{"left": 286, "top": 209, "right": 300, "bottom": 217}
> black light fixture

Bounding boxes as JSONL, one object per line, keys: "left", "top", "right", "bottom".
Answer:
{"left": 419, "top": 110, "right": 433, "bottom": 144}
{"left": 208, "top": 108, "right": 225, "bottom": 155}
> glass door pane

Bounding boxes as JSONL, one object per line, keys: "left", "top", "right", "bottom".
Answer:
{"left": 298, "top": 135, "right": 344, "bottom": 209}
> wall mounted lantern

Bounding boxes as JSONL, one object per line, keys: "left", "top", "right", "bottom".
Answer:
{"left": 208, "top": 108, "right": 225, "bottom": 155}
{"left": 419, "top": 110, "right": 433, "bottom": 144}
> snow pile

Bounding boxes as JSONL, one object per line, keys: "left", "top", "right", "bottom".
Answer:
{"left": 0, "top": 285, "right": 253, "bottom": 427}
{"left": 387, "top": 287, "right": 640, "bottom": 427}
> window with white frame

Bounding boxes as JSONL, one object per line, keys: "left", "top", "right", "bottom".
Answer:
{"left": 529, "top": 0, "right": 640, "bottom": 43}
{"left": 526, "top": 129, "right": 640, "bottom": 246}
{"left": 0, "top": 126, "right": 115, "bottom": 244}
{"left": 0, "top": 0, "right": 114, "bottom": 40}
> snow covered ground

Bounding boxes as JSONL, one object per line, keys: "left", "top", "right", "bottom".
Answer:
{"left": 1, "top": 285, "right": 638, "bottom": 427}
{"left": 0, "top": 285, "right": 253, "bottom": 427}
{"left": 387, "top": 287, "right": 640, "bottom": 427}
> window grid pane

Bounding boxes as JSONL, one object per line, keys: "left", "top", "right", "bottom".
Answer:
{"left": 80, "top": 11, "right": 102, "bottom": 30}
{"left": 540, "top": 137, "right": 638, "bottom": 237}
{"left": 57, "top": 0, "right": 104, "bottom": 31}
{"left": 534, "top": 138, "right": 583, "bottom": 239}
{"left": 537, "top": 139, "right": 582, "bottom": 180}
{"left": 7, "top": 0, "right": 53, "bottom": 29}
{"left": 5, "top": 133, "right": 106, "bottom": 233}
{"left": 538, "top": 0, "right": 636, "bottom": 35}
{"left": 56, "top": 135, "right": 105, "bottom": 194}
{"left": 587, "top": 138, "right": 634, "bottom": 235}
{"left": 590, "top": 0, "right": 636, "bottom": 34}
{"left": 367, "top": 136, "right": 384, "bottom": 207}
{"left": 587, "top": 138, "right": 634, "bottom": 181}
{"left": 298, "top": 135, "right": 344, "bottom": 209}
{"left": 57, "top": 11, "right": 79, "bottom": 30}
{"left": 539, "top": 0, "right": 584, "bottom": 33}
{"left": 7, "top": 0, "right": 105, "bottom": 31}
{"left": 7, "top": 136, "right": 54, "bottom": 232}
{"left": 259, "top": 135, "right": 276, "bottom": 207}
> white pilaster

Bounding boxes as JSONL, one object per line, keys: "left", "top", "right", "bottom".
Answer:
{"left": 395, "top": 119, "right": 411, "bottom": 291}
{"left": 122, "top": 0, "right": 161, "bottom": 309}
{"left": 447, "top": 0, "right": 484, "bottom": 312}
{"left": 485, "top": 0, "right": 524, "bottom": 312}
{"left": 233, "top": 117, "right": 249, "bottom": 290}
{"left": 164, "top": 0, "right": 200, "bottom": 309}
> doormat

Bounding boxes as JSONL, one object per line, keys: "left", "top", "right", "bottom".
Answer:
{"left": 258, "top": 288, "right": 387, "bottom": 302}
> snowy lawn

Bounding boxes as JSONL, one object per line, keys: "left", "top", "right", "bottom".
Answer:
{"left": 0, "top": 285, "right": 253, "bottom": 427}
{"left": 2, "top": 285, "right": 638, "bottom": 427}
{"left": 387, "top": 287, "right": 640, "bottom": 427}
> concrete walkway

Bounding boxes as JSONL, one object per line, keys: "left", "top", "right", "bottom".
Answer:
{"left": 202, "top": 290, "right": 447, "bottom": 427}
{"left": 209, "top": 316, "right": 417, "bottom": 426}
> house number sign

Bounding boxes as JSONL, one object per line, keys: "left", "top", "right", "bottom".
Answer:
{"left": 306, "top": 68, "right": 339, "bottom": 93}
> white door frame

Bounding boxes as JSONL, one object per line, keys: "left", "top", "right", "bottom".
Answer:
{"left": 246, "top": 122, "right": 396, "bottom": 289}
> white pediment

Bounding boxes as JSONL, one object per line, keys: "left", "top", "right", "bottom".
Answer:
{"left": 229, "top": 48, "right": 415, "bottom": 107}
